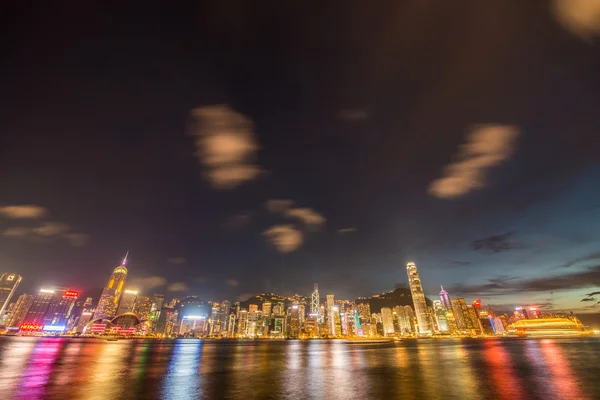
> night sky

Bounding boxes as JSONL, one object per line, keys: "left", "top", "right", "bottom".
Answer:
{"left": 2, "top": 2, "right": 600, "bottom": 313}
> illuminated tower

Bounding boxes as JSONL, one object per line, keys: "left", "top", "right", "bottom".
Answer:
{"left": 6, "top": 293, "right": 34, "bottom": 328}
{"left": 439, "top": 286, "right": 452, "bottom": 311}
{"left": 406, "top": 262, "right": 433, "bottom": 335}
{"left": 0, "top": 273, "right": 22, "bottom": 317}
{"left": 311, "top": 283, "right": 321, "bottom": 323}
{"left": 94, "top": 253, "right": 129, "bottom": 320}
{"left": 381, "top": 307, "right": 395, "bottom": 336}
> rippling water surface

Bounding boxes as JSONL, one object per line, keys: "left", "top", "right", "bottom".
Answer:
{"left": 1, "top": 337, "right": 599, "bottom": 399}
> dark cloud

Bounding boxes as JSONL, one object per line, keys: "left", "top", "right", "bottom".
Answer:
{"left": 471, "top": 232, "right": 521, "bottom": 253}
{"left": 581, "top": 297, "right": 595, "bottom": 302}
{"left": 560, "top": 252, "right": 600, "bottom": 268}
{"left": 451, "top": 265, "right": 600, "bottom": 296}
{"left": 586, "top": 291, "right": 600, "bottom": 297}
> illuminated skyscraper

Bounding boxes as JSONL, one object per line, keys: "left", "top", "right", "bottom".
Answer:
{"left": 326, "top": 294, "right": 334, "bottom": 324}
{"left": 0, "top": 273, "right": 22, "bottom": 317}
{"left": 450, "top": 299, "right": 467, "bottom": 330}
{"left": 117, "top": 290, "right": 138, "bottom": 315}
{"left": 406, "top": 262, "right": 433, "bottom": 335}
{"left": 439, "top": 286, "right": 452, "bottom": 311}
{"left": 357, "top": 302, "right": 371, "bottom": 323}
{"left": 432, "top": 300, "right": 448, "bottom": 332}
{"left": 262, "top": 301, "right": 271, "bottom": 316}
{"left": 22, "top": 289, "right": 58, "bottom": 329}
{"left": 135, "top": 296, "right": 153, "bottom": 321}
{"left": 6, "top": 293, "right": 33, "bottom": 328}
{"left": 311, "top": 283, "right": 321, "bottom": 322}
{"left": 381, "top": 307, "right": 395, "bottom": 336}
{"left": 44, "top": 290, "right": 78, "bottom": 328}
{"left": 94, "top": 253, "right": 129, "bottom": 320}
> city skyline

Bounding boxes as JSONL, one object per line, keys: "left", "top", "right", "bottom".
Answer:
{"left": 2, "top": 2, "right": 600, "bottom": 315}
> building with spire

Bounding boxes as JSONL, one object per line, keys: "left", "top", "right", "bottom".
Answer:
{"left": 439, "top": 286, "right": 452, "bottom": 311}
{"left": 406, "top": 262, "right": 433, "bottom": 335}
{"left": 94, "top": 253, "right": 129, "bottom": 320}
{"left": 311, "top": 283, "right": 321, "bottom": 323}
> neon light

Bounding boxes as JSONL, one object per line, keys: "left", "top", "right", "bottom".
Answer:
{"left": 124, "top": 290, "right": 138, "bottom": 295}
{"left": 20, "top": 324, "right": 43, "bottom": 331}
{"left": 64, "top": 290, "right": 78, "bottom": 297}
{"left": 183, "top": 315, "right": 206, "bottom": 320}
{"left": 82, "top": 312, "right": 93, "bottom": 316}
{"left": 40, "top": 289, "right": 55, "bottom": 294}
{"left": 43, "top": 325, "right": 66, "bottom": 332}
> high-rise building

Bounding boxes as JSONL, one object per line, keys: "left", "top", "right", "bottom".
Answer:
{"left": 406, "top": 262, "right": 433, "bottom": 335}
{"left": 249, "top": 304, "right": 258, "bottom": 313}
{"left": 403, "top": 305, "right": 416, "bottom": 334}
{"left": 357, "top": 303, "right": 371, "bottom": 323}
{"left": 44, "top": 290, "right": 78, "bottom": 328}
{"left": 237, "top": 309, "right": 248, "bottom": 337}
{"left": 117, "top": 290, "right": 138, "bottom": 315}
{"left": 262, "top": 302, "right": 271, "bottom": 316}
{"left": 311, "top": 283, "right": 321, "bottom": 322}
{"left": 94, "top": 253, "right": 129, "bottom": 320}
{"left": 288, "top": 305, "right": 300, "bottom": 338}
{"left": 134, "top": 296, "right": 153, "bottom": 321}
{"left": 439, "top": 286, "right": 452, "bottom": 311}
{"left": 381, "top": 307, "right": 395, "bottom": 336}
{"left": 0, "top": 273, "right": 22, "bottom": 317}
{"left": 22, "top": 289, "right": 58, "bottom": 329}
{"left": 6, "top": 293, "right": 33, "bottom": 328}
{"left": 433, "top": 300, "right": 449, "bottom": 332}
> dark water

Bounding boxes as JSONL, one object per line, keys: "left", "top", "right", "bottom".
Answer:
{"left": 1, "top": 337, "right": 600, "bottom": 399}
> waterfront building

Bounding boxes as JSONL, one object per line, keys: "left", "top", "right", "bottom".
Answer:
{"left": 262, "top": 301, "right": 271, "bottom": 316}
{"left": 289, "top": 305, "right": 300, "bottom": 338}
{"left": 44, "top": 289, "right": 78, "bottom": 328}
{"left": 227, "top": 313, "right": 236, "bottom": 337}
{"left": 381, "top": 307, "right": 395, "bottom": 336}
{"left": 403, "top": 305, "right": 416, "bottom": 334}
{"left": 94, "top": 253, "right": 129, "bottom": 320}
{"left": 406, "top": 262, "right": 433, "bottom": 335}
{"left": 450, "top": 299, "right": 467, "bottom": 330}
{"left": 6, "top": 293, "right": 33, "bottom": 328}
{"left": 237, "top": 309, "right": 248, "bottom": 337}
{"left": 135, "top": 296, "right": 154, "bottom": 321}
{"left": 117, "top": 290, "right": 138, "bottom": 315}
{"left": 0, "top": 273, "right": 22, "bottom": 318}
{"left": 433, "top": 300, "right": 449, "bottom": 332}
{"left": 326, "top": 294, "right": 335, "bottom": 322}
{"left": 22, "top": 289, "right": 58, "bottom": 329}
{"left": 357, "top": 302, "right": 371, "bottom": 324}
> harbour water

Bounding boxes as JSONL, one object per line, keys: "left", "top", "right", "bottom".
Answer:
{"left": 1, "top": 337, "right": 599, "bottom": 399}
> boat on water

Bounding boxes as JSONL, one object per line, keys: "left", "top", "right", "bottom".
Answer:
{"left": 510, "top": 317, "right": 591, "bottom": 338}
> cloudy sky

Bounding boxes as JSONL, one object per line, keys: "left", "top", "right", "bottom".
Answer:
{"left": 2, "top": 2, "right": 599, "bottom": 312}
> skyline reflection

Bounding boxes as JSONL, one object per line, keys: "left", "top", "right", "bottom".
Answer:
{"left": 0, "top": 337, "right": 598, "bottom": 399}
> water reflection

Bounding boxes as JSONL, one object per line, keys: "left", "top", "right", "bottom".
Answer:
{"left": 17, "top": 339, "right": 65, "bottom": 399}
{"left": 0, "top": 337, "right": 598, "bottom": 400}
{"left": 160, "top": 339, "right": 202, "bottom": 399}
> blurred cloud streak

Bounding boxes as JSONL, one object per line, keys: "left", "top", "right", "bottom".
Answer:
{"left": 190, "top": 105, "right": 262, "bottom": 189}
{"left": 552, "top": 0, "right": 600, "bottom": 40}
{"left": 429, "top": 124, "right": 520, "bottom": 199}
{"left": 263, "top": 225, "right": 303, "bottom": 253}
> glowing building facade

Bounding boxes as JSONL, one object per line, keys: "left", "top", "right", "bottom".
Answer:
{"left": 94, "top": 253, "right": 129, "bottom": 320}
{"left": 0, "top": 273, "right": 22, "bottom": 317}
{"left": 117, "top": 290, "right": 138, "bottom": 315}
{"left": 406, "top": 262, "right": 433, "bottom": 335}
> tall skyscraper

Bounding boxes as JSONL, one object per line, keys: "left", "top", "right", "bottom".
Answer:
{"left": 0, "top": 273, "right": 22, "bottom": 317}
{"left": 22, "top": 289, "right": 58, "bottom": 329}
{"left": 44, "top": 290, "right": 78, "bottom": 328}
{"left": 94, "top": 253, "right": 129, "bottom": 320}
{"left": 432, "top": 300, "right": 448, "bottom": 332}
{"left": 439, "top": 286, "right": 452, "bottom": 311}
{"left": 326, "top": 294, "right": 334, "bottom": 324}
{"left": 262, "top": 301, "right": 271, "bottom": 316}
{"left": 381, "top": 307, "right": 395, "bottom": 336}
{"left": 117, "top": 290, "right": 138, "bottom": 315}
{"left": 406, "top": 262, "right": 433, "bottom": 335}
{"left": 311, "top": 283, "right": 321, "bottom": 322}
{"left": 6, "top": 293, "right": 33, "bottom": 328}
{"left": 135, "top": 296, "right": 153, "bottom": 321}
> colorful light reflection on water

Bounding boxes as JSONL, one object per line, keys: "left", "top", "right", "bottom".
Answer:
{"left": 0, "top": 337, "right": 599, "bottom": 399}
